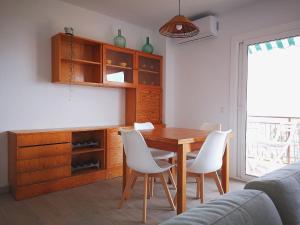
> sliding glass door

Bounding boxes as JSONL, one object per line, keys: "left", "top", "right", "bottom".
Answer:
{"left": 238, "top": 32, "right": 300, "bottom": 179}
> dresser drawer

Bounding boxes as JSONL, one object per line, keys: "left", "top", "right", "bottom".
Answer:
{"left": 16, "top": 166, "right": 71, "bottom": 186}
{"left": 17, "top": 132, "right": 71, "bottom": 147}
{"left": 17, "top": 155, "right": 71, "bottom": 173}
{"left": 17, "top": 143, "right": 71, "bottom": 160}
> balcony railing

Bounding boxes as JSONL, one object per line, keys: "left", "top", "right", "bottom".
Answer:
{"left": 246, "top": 115, "right": 300, "bottom": 177}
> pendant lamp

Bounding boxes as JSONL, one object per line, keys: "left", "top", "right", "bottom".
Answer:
{"left": 159, "top": 0, "right": 199, "bottom": 38}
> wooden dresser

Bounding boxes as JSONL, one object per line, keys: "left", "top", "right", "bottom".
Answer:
{"left": 8, "top": 126, "right": 129, "bottom": 200}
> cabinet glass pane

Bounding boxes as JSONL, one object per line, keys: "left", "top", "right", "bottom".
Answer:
{"left": 106, "top": 49, "right": 133, "bottom": 68}
{"left": 138, "top": 72, "right": 160, "bottom": 86}
{"left": 139, "top": 56, "right": 160, "bottom": 72}
{"left": 106, "top": 67, "right": 133, "bottom": 83}
{"left": 138, "top": 56, "right": 160, "bottom": 86}
{"left": 105, "top": 48, "right": 134, "bottom": 84}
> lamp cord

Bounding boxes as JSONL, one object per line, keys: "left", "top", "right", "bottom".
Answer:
{"left": 178, "top": 0, "right": 181, "bottom": 15}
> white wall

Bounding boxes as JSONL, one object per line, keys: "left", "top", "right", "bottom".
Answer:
{"left": 0, "top": 0, "right": 165, "bottom": 187}
{"left": 168, "top": 0, "right": 300, "bottom": 177}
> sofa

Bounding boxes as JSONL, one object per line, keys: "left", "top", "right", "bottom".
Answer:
{"left": 161, "top": 161, "right": 300, "bottom": 225}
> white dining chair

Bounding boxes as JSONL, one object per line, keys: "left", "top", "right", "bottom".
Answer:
{"left": 186, "top": 130, "right": 231, "bottom": 203}
{"left": 134, "top": 122, "right": 175, "bottom": 160}
{"left": 119, "top": 130, "right": 176, "bottom": 223}
{"left": 134, "top": 122, "right": 177, "bottom": 195}
{"left": 187, "top": 122, "right": 221, "bottom": 159}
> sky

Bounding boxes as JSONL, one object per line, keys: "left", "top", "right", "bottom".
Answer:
{"left": 247, "top": 36, "right": 300, "bottom": 118}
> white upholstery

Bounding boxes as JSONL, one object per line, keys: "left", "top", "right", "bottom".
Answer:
{"left": 134, "top": 122, "right": 175, "bottom": 160}
{"left": 187, "top": 130, "right": 231, "bottom": 174}
{"left": 187, "top": 122, "right": 222, "bottom": 158}
{"left": 121, "top": 130, "right": 173, "bottom": 174}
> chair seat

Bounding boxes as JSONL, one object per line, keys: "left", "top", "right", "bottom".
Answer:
{"left": 155, "top": 160, "right": 175, "bottom": 172}
{"left": 150, "top": 148, "right": 175, "bottom": 160}
{"left": 187, "top": 151, "right": 199, "bottom": 159}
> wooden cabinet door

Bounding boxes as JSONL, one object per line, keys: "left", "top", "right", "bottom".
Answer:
{"left": 136, "top": 87, "right": 162, "bottom": 124}
{"left": 106, "top": 128, "right": 123, "bottom": 168}
{"left": 106, "top": 127, "right": 132, "bottom": 178}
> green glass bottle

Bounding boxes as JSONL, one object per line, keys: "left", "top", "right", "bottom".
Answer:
{"left": 114, "top": 29, "right": 126, "bottom": 48}
{"left": 142, "top": 37, "right": 154, "bottom": 54}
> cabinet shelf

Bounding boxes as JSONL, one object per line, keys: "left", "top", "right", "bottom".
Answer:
{"left": 106, "top": 64, "right": 133, "bottom": 70}
{"left": 62, "top": 58, "right": 101, "bottom": 65}
{"left": 139, "top": 69, "right": 159, "bottom": 74}
{"left": 72, "top": 147, "right": 104, "bottom": 155}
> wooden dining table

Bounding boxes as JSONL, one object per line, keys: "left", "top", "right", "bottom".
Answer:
{"left": 122, "top": 127, "right": 232, "bottom": 215}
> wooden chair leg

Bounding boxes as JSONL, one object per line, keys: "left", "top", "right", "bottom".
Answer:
{"left": 167, "top": 169, "right": 177, "bottom": 190}
{"left": 143, "top": 174, "right": 148, "bottom": 223}
{"left": 196, "top": 177, "right": 200, "bottom": 199}
{"left": 168, "top": 157, "right": 176, "bottom": 184}
{"left": 147, "top": 177, "right": 152, "bottom": 199}
{"left": 159, "top": 173, "right": 176, "bottom": 211}
{"left": 173, "top": 192, "right": 177, "bottom": 207}
{"left": 213, "top": 171, "right": 224, "bottom": 195}
{"left": 119, "top": 172, "right": 135, "bottom": 208}
{"left": 200, "top": 173, "right": 204, "bottom": 203}
{"left": 151, "top": 177, "right": 154, "bottom": 197}
{"left": 126, "top": 174, "right": 138, "bottom": 200}
{"left": 131, "top": 175, "right": 138, "bottom": 189}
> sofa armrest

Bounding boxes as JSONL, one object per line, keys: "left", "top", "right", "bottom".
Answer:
{"left": 160, "top": 190, "right": 282, "bottom": 225}
{"left": 245, "top": 161, "right": 300, "bottom": 225}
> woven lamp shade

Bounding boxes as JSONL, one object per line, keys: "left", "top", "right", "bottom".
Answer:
{"left": 159, "top": 15, "right": 199, "bottom": 38}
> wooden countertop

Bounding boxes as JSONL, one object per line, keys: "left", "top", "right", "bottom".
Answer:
{"left": 8, "top": 125, "right": 131, "bottom": 134}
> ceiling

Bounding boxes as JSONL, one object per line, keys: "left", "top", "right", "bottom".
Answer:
{"left": 61, "top": 0, "right": 261, "bottom": 29}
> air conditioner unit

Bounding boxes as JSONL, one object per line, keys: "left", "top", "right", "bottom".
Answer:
{"left": 175, "top": 15, "right": 219, "bottom": 45}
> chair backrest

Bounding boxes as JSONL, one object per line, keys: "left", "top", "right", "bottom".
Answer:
{"left": 120, "top": 129, "right": 161, "bottom": 173}
{"left": 134, "top": 122, "right": 155, "bottom": 130}
{"left": 189, "top": 130, "right": 231, "bottom": 174}
{"left": 200, "top": 122, "right": 221, "bottom": 132}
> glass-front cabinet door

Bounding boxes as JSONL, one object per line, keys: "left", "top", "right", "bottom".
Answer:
{"left": 103, "top": 44, "right": 136, "bottom": 88}
{"left": 137, "top": 53, "right": 162, "bottom": 87}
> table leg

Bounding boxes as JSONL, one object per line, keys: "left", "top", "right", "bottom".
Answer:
{"left": 221, "top": 140, "right": 230, "bottom": 193}
{"left": 177, "top": 144, "right": 187, "bottom": 214}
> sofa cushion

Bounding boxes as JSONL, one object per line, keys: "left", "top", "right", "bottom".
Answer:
{"left": 245, "top": 161, "right": 300, "bottom": 225}
{"left": 160, "top": 190, "right": 282, "bottom": 225}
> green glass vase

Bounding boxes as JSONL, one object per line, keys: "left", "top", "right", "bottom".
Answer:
{"left": 142, "top": 37, "right": 154, "bottom": 54}
{"left": 114, "top": 29, "right": 126, "bottom": 48}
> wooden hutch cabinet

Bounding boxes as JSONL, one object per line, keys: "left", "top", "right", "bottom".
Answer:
{"left": 52, "top": 33, "right": 163, "bottom": 125}
{"left": 7, "top": 33, "right": 164, "bottom": 200}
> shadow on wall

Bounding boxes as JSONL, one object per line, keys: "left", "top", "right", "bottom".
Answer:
{"left": 0, "top": 132, "right": 8, "bottom": 187}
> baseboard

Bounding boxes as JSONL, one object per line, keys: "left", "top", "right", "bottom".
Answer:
{"left": 0, "top": 185, "right": 9, "bottom": 194}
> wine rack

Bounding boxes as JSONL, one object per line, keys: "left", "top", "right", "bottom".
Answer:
{"left": 71, "top": 130, "right": 105, "bottom": 174}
